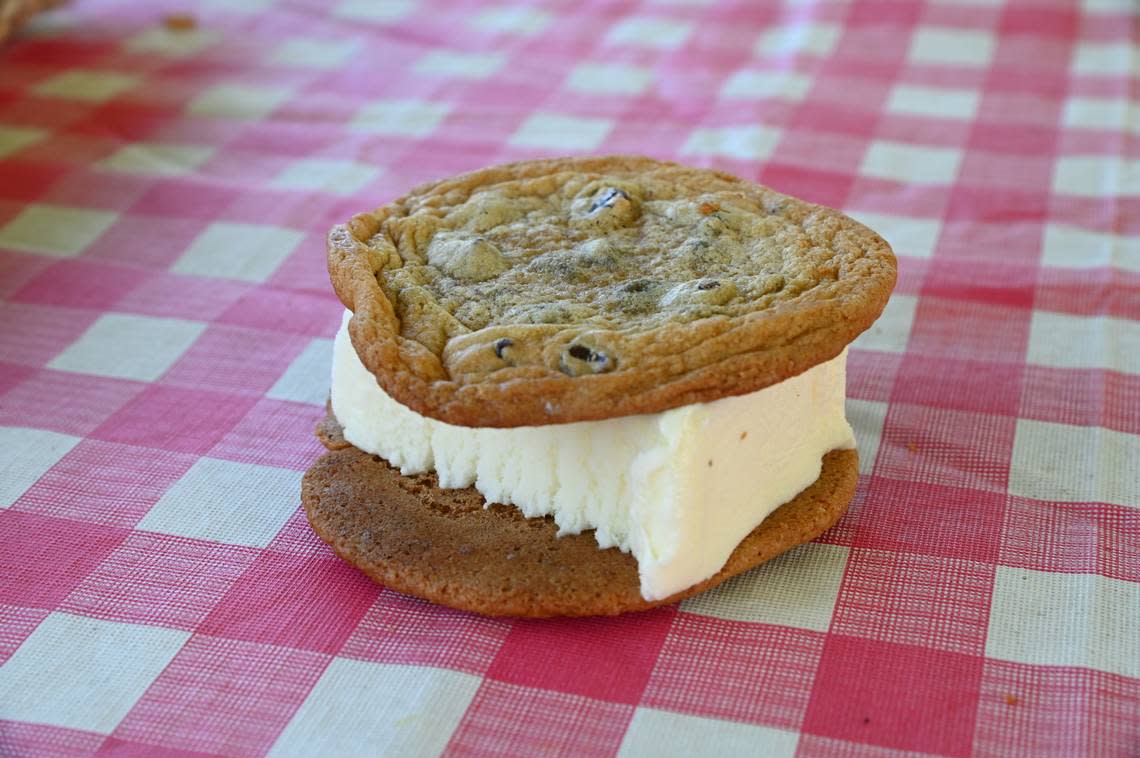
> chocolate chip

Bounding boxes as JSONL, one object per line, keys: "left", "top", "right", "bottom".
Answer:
{"left": 561, "top": 343, "right": 616, "bottom": 376}
{"left": 493, "top": 338, "right": 513, "bottom": 359}
{"left": 622, "top": 279, "right": 652, "bottom": 293}
{"left": 697, "top": 279, "right": 719, "bottom": 290}
{"left": 589, "top": 188, "right": 629, "bottom": 213}
{"left": 568, "top": 344, "right": 598, "bottom": 361}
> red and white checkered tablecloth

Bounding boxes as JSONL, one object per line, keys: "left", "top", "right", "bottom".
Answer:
{"left": 0, "top": 0, "right": 1137, "bottom": 754}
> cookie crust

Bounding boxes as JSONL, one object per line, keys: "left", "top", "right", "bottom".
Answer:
{"left": 329, "top": 156, "right": 895, "bottom": 428}
{"left": 303, "top": 413, "right": 858, "bottom": 617}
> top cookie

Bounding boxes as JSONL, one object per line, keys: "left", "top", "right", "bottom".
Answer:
{"left": 328, "top": 155, "right": 896, "bottom": 428}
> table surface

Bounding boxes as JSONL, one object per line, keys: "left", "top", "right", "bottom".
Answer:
{"left": 0, "top": 0, "right": 1138, "bottom": 756}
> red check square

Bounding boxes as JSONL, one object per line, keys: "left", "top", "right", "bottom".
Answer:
{"left": 803, "top": 635, "right": 983, "bottom": 755}
{"left": 13, "top": 439, "right": 195, "bottom": 528}
{"left": 95, "top": 738, "right": 218, "bottom": 757}
{"left": 831, "top": 549, "right": 995, "bottom": 655}
{"left": 83, "top": 215, "right": 212, "bottom": 270}
{"left": 854, "top": 477, "right": 1005, "bottom": 562}
{"left": 847, "top": 349, "right": 902, "bottom": 403}
{"left": 1021, "top": 365, "right": 1140, "bottom": 437}
{"left": 341, "top": 590, "right": 512, "bottom": 675}
{"left": 0, "top": 511, "right": 128, "bottom": 609}
{"left": 0, "top": 604, "right": 50, "bottom": 665}
{"left": 0, "top": 162, "right": 69, "bottom": 204}
{"left": 1001, "top": 497, "right": 1140, "bottom": 583}
{"left": 487, "top": 607, "right": 675, "bottom": 705}
{"left": 60, "top": 533, "right": 258, "bottom": 630}
{"left": 760, "top": 164, "right": 854, "bottom": 210}
{"left": 217, "top": 288, "right": 341, "bottom": 338}
{"left": 0, "top": 722, "right": 104, "bottom": 757}
{"left": 12, "top": 259, "right": 151, "bottom": 310}
{"left": 0, "top": 251, "right": 52, "bottom": 299}
{"left": 161, "top": 326, "right": 306, "bottom": 396}
{"left": 644, "top": 613, "right": 824, "bottom": 729}
{"left": 199, "top": 551, "right": 379, "bottom": 655}
{"left": 907, "top": 296, "right": 1031, "bottom": 365}
{"left": 113, "top": 635, "right": 329, "bottom": 756}
{"left": 209, "top": 398, "right": 326, "bottom": 472}
{"left": 0, "top": 302, "right": 99, "bottom": 368}
{"left": 974, "top": 660, "right": 1140, "bottom": 758}
{"left": 446, "top": 681, "right": 633, "bottom": 758}
{"left": 874, "top": 403, "right": 1017, "bottom": 493}
{"left": 893, "top": 355, "right": 1023, "bottom": 417}
{"left": 92, "top": 386, "right": 258, "bottom": 455}
{"left": 0, "top": 369, "right": 146, "bottom": 437}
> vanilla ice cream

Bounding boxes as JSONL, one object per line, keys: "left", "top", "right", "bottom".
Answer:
{"left": 331, "top": 311, "right": 855, "bottom": 600}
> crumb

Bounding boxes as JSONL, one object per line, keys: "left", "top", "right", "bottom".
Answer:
{"left": 163, "top": 13, "right": 197, "bottom": 31}
{"left": 698, "top": 202, "right": 719, "bottom": 215}
{"left": 707, "top": 459, "right": 713, "bottom": 467}
{"left": 862, "top": 717, "right": 871, "bottom": 725}
{"left": 740, "top": 431, "right": 748, "bottom": 440}
{"left": 1004, "top": 694, "right": 1019, "bottom": 706}
{"left": 906, "top": 441, "right": 919, "bottom": 454}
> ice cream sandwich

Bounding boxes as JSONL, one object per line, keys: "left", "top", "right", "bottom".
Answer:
{"left": 303, "top": 156, "right": 896, "bottom": 616}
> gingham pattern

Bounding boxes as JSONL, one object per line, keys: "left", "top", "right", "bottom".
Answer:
{"left": 0, "top": 0, "right": 1137, "bottom": 755}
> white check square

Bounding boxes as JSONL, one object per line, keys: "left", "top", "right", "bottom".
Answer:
{"left": 681, "top": 124, "right": 782, "bottom": 161}
{"left": 172, "top": 221, "right": 304, "bottom": 282}
{"left": 620, "top": 708, "right": 797, "bottom": 757}
{"left": 1027, "top": 311, "right": 1139, "bottom": 374}
{"left": 567, "top": 63, "right": 653, "bottom": 95}
{"left": 851, "top": 293, "right": 917, "bottom": 354}
{"left": 1073, "top": 42, "right": 1134, "bottom": 76}
{"left": 0, "top": 125, "right": 47, "bottom": 159}
{"left": 0, "top": 426, "right": 80, "bottom": 508}
{"left": 681, "top": 543, "right": 848, "bottom": 631}
{"left": 755, "top": 22, "right": 840, "bottom": 57}
{"left": 269, "top": 659, "right": 480, "bottom": 757}
{"left": 138, "top": 457, "right": 302, "bottom": 547}
{"left": 720, "top": 70, "right": 811, "bottom": 101}
{"left": 848, "top": 212, "right": 941, "bottom": 259}
{"left": 887, "top": 84, "right": 980, "bottom": 120}
{"left": 268, "top": 159, "right": 381, "bottom": 196}
{"left": 48, "top": 313, "right": 205, "bottom": 382}
{"left": 508, "top": 113, "right": 613, "bottom": 152}
{"left": 470, "top": 7, "right": 551, "bottom": 36}
{"left": 34, "top": 70, "right": 140, "bottom": 102}
{"left": 1052, "top": 156, "right": 1140, "bottom": 197}
{"left": 333, "top": 0, "right": 413, "bottom": 23}
{"left": 188, "top": 83, "right": 294, "bottom": 121}
{"left": 847, "top": 399, "right": 888, "bottom": 475}
{"left": 267, "top": 337, "right": 334, "bottom": 406}
{"left": 0, "top": 204, "right": 117, "bottom": 257}
{"left": 1041, "top": 224, "right": 1140, "bottom": 273}
{"left": 1009, "top": 419, "right": 1139, "bottom": 508}
{"left": 414, "top": 50, "right": 506, "bottom": 79}
{"left": 1062, "top": 97, "right": 1135, "bottom": 132}
{"left": 987, "top": 566, "right": 1140, "bottom": 678}
{"left": 908, "top": 27, "right": 995, "bottom": 67}
{"left": 350, "top": 99, "right": 451, "bottom": 137}
{"left": 269, "top": 38, "right": 360, "bottom": 69}
{"left": 605, "top": 17, "right": 693, "bottom": 49}
{"left": 0, "top": 613, "right": 189, "bottom": 733}
{"left": 98, "top": 143, "right": 215, "bottom": 177}
{"left": 861, "top": 141, "right": 962, "bottom": 184}
{"left": 1082, "top": 0, "right": 1133, "bottom": 10}
{"left": 125, "top": 27, "right": 220, "bottom": 57}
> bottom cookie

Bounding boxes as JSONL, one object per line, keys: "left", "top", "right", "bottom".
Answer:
{"left": 302, "top": 414, "right": 858, "bottom": 617}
